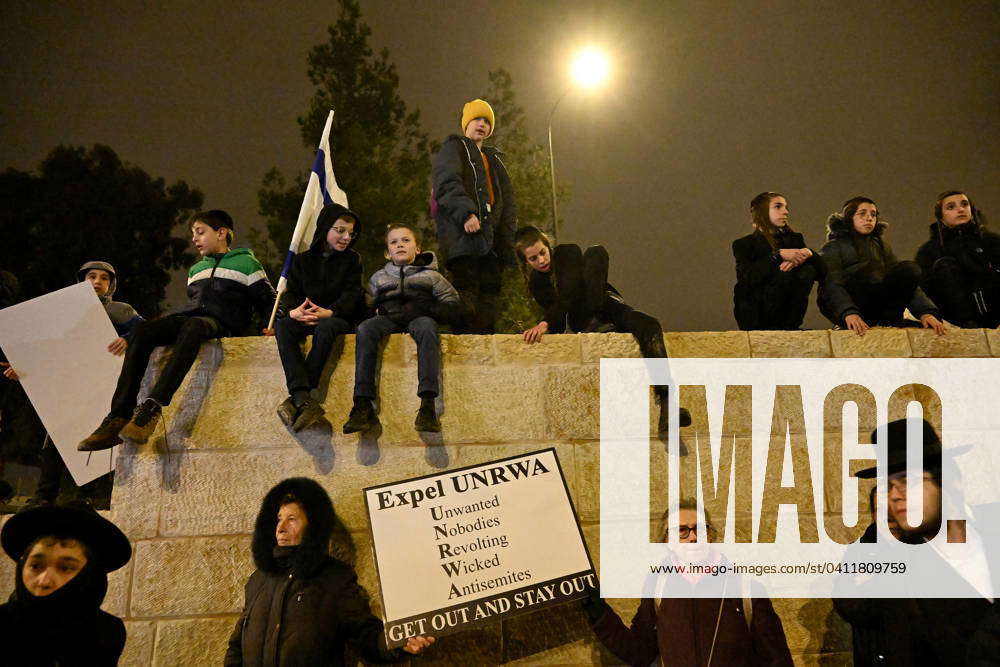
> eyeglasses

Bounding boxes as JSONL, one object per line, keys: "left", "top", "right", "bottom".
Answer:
{"left": 332, "top": 226, "right": 355, "bottom": 238}
{"left": 665, "top": 524, "right": 710, "bottom": 539}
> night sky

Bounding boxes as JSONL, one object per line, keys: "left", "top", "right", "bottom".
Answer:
{"left": 2, "top": 1, "right": 997, "bottom": 331}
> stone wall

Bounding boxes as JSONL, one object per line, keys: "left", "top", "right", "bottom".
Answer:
{"left": 2, "top": 327, "right": 995, "bottom": 665}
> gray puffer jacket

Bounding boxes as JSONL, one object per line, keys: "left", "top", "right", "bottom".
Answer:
{"left": 369, "top": 252, "right": 462, "bottom": 326}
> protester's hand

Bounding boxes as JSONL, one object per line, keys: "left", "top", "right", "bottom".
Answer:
{"left": 844, "top": 314, "right": 869, "bottom": 336}
{"left": 778, "top": 248, "right": 799, "bottom": 262}
{"left": 921, "top": 314, "right": 947, "bottom": 336}
{"left": 523, "top": 321, "right": 549, "bottom": 344}
{"left": 305, "top": 302, "right": 333, "bottom": 320}
{"left": 464, "top": 215, "right": 481, "bottom": 233}
{"left": 290, "top": 299, "right": 318, "bottom": 323}
{"left": 262, "top": 328, "right": 275, "bottom": 336}
{"left": 779, "top": 260, "right": 796, "bottom": 272}
{"left": 107, "top": 337, "right": 128, "bottom": 356}
{"left": 401, "top": 635, "right": 435, "bottom": 655}
{"left": 0, "top": 362, "right": 19, "bottom": 381}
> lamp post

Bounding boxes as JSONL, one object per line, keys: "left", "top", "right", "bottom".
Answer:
{"left": 547, "top": 48, "right": 610, "bottom": 235}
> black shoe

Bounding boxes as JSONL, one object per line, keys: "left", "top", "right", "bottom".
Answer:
{"left": 292, "top": 399, "right": 325, "bottom": 432}
{"left": 414, "top": 398, "right": 441, "bottom": 433}
{"left": 343, "top": 399, "right": 379, "bottom": 434}
{"left": 657, "top": 405, "right": 692, "bottom": 438}
{"left": 78, "top": 415, "right": 129, "bottom": 451}
{"left": 276, "top": 397, "right": 299, "bottom": 428}
{"left": 120, "top": 399, "right": 162, "bottom": 444}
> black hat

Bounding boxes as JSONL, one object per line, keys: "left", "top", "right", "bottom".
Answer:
{"left": 855, "top": 418, "right": 942, "bottom": 479}
{"left": 1, "top": 503, "right": 131, "bottom": 572}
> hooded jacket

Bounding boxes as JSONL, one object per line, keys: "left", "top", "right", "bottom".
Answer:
{"left": 432, "top": 134, "right": 517, "bottom": 266}
{"left": 818, "top": 214, "right": 937, "bottom": 323}
{"left": 175, "top": 247, "right": 277, "bottom": 335}
{"left": 278, "top": 204, "right": 364, "bottom": 324}
{"left": 77, "top": 261, "right": 143, "bottom": 339}
{"left": 0, "top": 561, "right": 125, "bottom": 666}
{"left": 915, "top": 219, "right": 1000, "bottom": 323}
{"left": 368, "top": 251, "right": 461, "bottom": 326}
{"left": 225, "top": 477, "right": 402, "bottom": 667}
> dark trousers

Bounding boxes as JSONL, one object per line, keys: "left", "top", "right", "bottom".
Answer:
{"left": 448, "top": 254, "right": 502, "bottom": 334}
{"left": 844, "top": 261, "right": 922, "bottom": 326}
{"left": 36, "top": 436, "right": 109, "bottom": 501}
{"left": 756, "top": 263, "right": 818, "bottom": 330}
{"left": 924, "top": 257, "right": 1000, "bottom": 328}
{"left": 555, "top": 244, "right": 673, "bottom": 401}
{"left": 275, "top": 316, "right": 351, "bottom": 395}
{"left": 354, "top": 316, "right": 440, "bottom": 399}
{"left": 109, "top": 314, "right": 225, "bottom": 417}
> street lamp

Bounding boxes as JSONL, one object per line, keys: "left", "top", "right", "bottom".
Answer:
{"left": 548, "top": 48, "right": 610, "bottom": 234}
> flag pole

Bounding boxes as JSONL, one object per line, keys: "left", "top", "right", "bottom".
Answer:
{"left": 266, "top": 110, "right": 337, "bottom": 331}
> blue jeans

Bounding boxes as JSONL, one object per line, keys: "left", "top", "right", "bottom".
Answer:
{"left": 354, "top": 316, "right": 440, "bottom": 399}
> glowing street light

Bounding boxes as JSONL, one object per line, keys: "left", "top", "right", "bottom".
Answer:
{"left": 571, "top": 48, "right": 611, "bottom": 89}
{"left": 548, "top": 47, "right": 611, "bottom": 233}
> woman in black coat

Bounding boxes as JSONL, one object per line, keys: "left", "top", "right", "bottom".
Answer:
{"left": 0, "top": 501, "right": 133, "bottom": 666}
{"left": 818, "top": 197, "right": 945, "bottom": 336}
{"left": 732, "top": 192, "right": 823, "bottom": 330}
{"left": 916, "top": 190, "right": 1000, "bottom": 328}
{"left": 225, "top": 477, "right": 432, "bottom": 667}
{"left": 513, "top": 226, "right": 691, "bottom": 436}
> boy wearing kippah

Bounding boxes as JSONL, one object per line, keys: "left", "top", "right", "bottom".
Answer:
{"left": 78, "top": 210, "right": 276, "bottom": 451}
{"left": 431, "top": 98, "right": 518, "bottom": 334}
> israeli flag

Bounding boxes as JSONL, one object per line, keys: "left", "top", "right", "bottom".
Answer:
{"left": 276, "top": 109, "right": 348, "bottom": 295}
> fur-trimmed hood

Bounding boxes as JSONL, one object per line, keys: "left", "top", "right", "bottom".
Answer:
{"left": 251, "top": 477, "right": 335, "bottom": 577}
{"left": 826, "top": 212, "right": 887, "bottom": 240}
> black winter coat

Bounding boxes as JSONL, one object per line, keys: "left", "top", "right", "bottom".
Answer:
{"left": 279, "top": 203, "right": 364, "bottom": 325}
{"left": 226, "top": 477, "right": 402, "bottom": 667}
{"left": 432, "top": 135, "right": 517, "bottom": 266}
{"left": 526, "top": 264, "right": 624, "bottom": 334}
{"left": 225, "top": 557, "right": 401, "bottom": 667}
{"left": 732, "top": 229, "right": 822, "bottom": 330}
{"left": 0, "top": 603, "right": 125, "bottom": 666}
{"left": 818, "top": 216, "right": 937, "bottom": 324}
{"left": 916, "top": 220, "right": 1000, "bottom": 323}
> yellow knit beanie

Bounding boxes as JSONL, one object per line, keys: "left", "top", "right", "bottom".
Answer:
{"left": 461, "top": 99, "right": 495, "bottom": 136}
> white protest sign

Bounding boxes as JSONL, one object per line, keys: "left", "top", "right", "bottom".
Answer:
{"left": 0, "top": 282, "right": 123, "bottom": 486}
{"left": 364, "top": 448, "right": 596, "bottom": 647}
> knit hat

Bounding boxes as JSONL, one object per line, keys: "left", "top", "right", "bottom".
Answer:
{"left": 461, "top": 99, "right": 495, "bottom": 137}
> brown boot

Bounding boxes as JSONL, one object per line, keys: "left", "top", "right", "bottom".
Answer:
{"left": 78, "top": 415, "right": 129, "bottom": 452}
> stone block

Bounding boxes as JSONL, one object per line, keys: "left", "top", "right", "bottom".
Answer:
{"left": 183, "top": 368, "right": 296, "bottom": 449}
{"left": 796, "top": 653, "right": 853, "bottom": 666}
{"left": 666, "top": 331, "right": 751, "bottom": 358}
{"left": 439, "top": 334, "right": 496, "bottom": 366}
{"left": 987, "top": 329, "right": 1000, "bottom": 356}
{"left": 494, "top": 334, "right": 581, "bottom": 366}
{"left": 110, "top": 454, "right": 161, "bottom": 539}
{"left": 437, "top": 366, "right": 547, "bottom": 443}
{"left": 580, "top": 333, "right": 641, "bottom": 364}
{"left": 544, "top": 365, "right": 600, "bottom": 441}
{"left": 103, "top": 556, "right": 132, "bottom": 618}
{"left": 155, "top": 446, "right": 459, "bottom": 537}
{"left": 749, "top": 330, "right": 832, "bottom": 357}
{"left": 908, "top": 327, "right": 990, "bottom": 357}
{"left": 130, "top": 537, "right": 252, "bottom": 617}
{"left": 830, "top": 328, "right": 912, "bottom": 357}
{"left": 152, "top": 617, "right": 237, "bottom": 667}
{"left": 120, "top": 620, "right": 156, "bottom": 667}
{"left": 418, "top": 622, "right": 502, "bottom": 666}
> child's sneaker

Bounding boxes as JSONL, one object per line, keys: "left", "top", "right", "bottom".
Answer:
{"left": 120, "top": 399, "right": 162, "bottom": 444}
{"left": 293, "top": 399, "right": 325, "bottom": 433}
{"left": 343, "top": 399, "right": 379, "bottom": 434}
{"left": 78, "top": 415, "right": 129, "bottom": 451}
{"left": 414, "top": 398, "right": 441, "bottom": 433}
{"left": 276, "top": 397, "right": 299, "bottom": 428}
